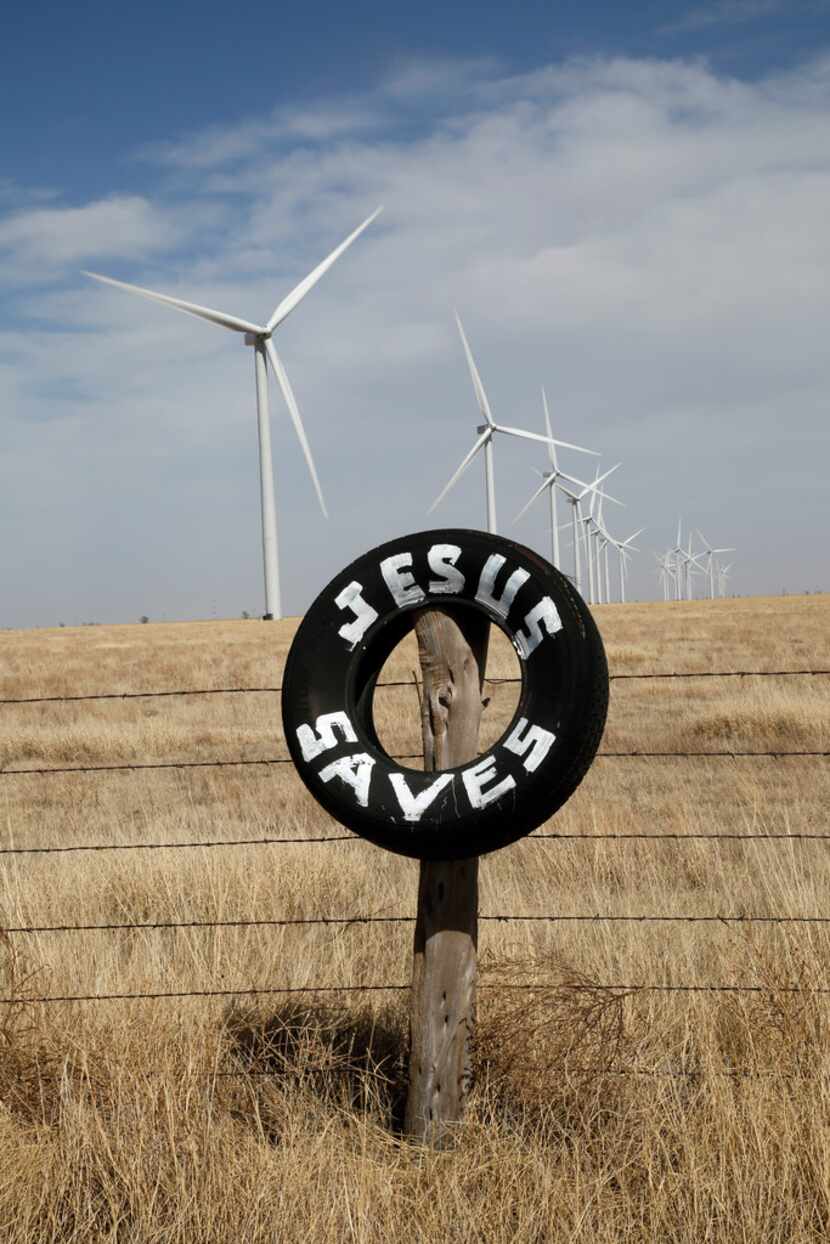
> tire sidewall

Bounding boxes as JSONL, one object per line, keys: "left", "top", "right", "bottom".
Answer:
{"left": 282, "top": 528, "right": 608, "bottom": 860}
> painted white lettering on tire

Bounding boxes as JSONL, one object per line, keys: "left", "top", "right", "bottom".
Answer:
{"left": 427, "top": 543, "right": 465, "bottom": 595}
{"left": 318, "top": 753, "right": 376, "bottom": 807}
{"left": 503, "top": 717, "right": 556, "bottom": 773}
{"left": 388, "top": 772, "right": 454, "bottom": 822}
{"left": 461, "top": 755, "right": 516, "bottom": 809}
{"left": 514, "top": 597, "right": 563, "bottom": 659}
{"left": 296, "top": 711, "right": 358, "bottom": 763}
{"left": 475, "top": 554, "right": 531, "bottom": 620}
{"left": 335, "top": 581, "right": 378, "bottom": 648}
{"left": 379, "top": 552, "right": 426, "bottom": 608}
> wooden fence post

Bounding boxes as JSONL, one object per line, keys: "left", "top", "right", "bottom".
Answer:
{"left": 404, "top": 607, "right": 489, "bottom": 1146}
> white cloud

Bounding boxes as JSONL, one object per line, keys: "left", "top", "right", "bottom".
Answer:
{"left": 1, "top": 52, "right": 829, "bottom": 625}
{"left": 142, "top": 103, "right": 383, "bottom": 170}
{"left": 664, "top": 0, "right": 789, "bottom": 34}
{"left": 0, "top": 194, "right": 182, "bottom": 269}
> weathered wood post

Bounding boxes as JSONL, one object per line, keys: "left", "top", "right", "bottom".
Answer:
{"left": 404, "top": 606, "right": 489, "bottom": 1145}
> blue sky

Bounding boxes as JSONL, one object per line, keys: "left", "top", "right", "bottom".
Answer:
{"left": 1, "top": 0, "right": 829, "bottom": 625}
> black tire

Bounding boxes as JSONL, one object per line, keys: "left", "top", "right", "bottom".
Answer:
{"left": 282, "top": 529, "right": 608, "bottom": 861}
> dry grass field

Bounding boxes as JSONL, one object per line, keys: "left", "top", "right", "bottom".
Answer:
{"left": 1, "top": 593, "right": 830, "bottom": 1242}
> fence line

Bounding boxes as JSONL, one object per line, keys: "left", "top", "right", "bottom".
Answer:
{"left": 4, "top": 980, "right": 830, "bottom": 1007}
{"left": 1, "top": 667, "right": 828, "bottom": 706}
{"left": 211, "top": 1066, "right": 830, "bottom": 1082}
{"left": 4, "top": 829, "right": 830, "bottom": 859}
{"left": 5, "top": 911, "right": 830, "bottom": 936}
{"left": 2, "top": 747, "right": 827, "bottom": 780}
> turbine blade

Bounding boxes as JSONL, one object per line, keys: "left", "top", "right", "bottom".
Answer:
{"left": 454, "top": 313, "right": 495, "bottom": 426}
{"left": 495, "top": 424, "right": 598, "bottom": 453}
{"left": 513, "top": 475, "right": 553, "bottom": 524}
{"left": 266, "top": 206, "right": 383, "bottom": 333}
{"left": 264, "top": 339, "right": 328, "bottom": 519}
{"left": 82, "top": 271, "right": 265, "bottom": 335}
{"left": 428, "top": 430, "right": 490, "bottom": 514}
{"left": 541, "top": 387, "right": 557, "bottom": 469}
{"left": 557, "top": 480, "right": 580, "bottom": 502}
{"left": 579, "top": 462, "right": 621, "bottom": 501}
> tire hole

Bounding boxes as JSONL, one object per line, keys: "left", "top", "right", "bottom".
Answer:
{"left": 371, "top": 618, "right": 521, "bottom": 768}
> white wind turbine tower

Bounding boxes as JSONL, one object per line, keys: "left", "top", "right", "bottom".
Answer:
{"left": 581, "top": 465, "right": 622, "bottom": 604}
{"left": 511, "top": 388, "right": 598, "bottom": 568}
{"left": 556, "top": 465, "right": 622, "bottom": 599}
{"left": 670, "top": 519, "right": 703, "bottom": 601}
{"left": 656, "top": 551, "right": 676, "bottom": 602}
{"left": 582, "top": 498, "right": 604, "bottom": 604}
{"left": 696, "top": 530, "right": 736, "bottom": 600}
{"left": 718, "top": 561, "right": 734, "bottom": 598}
{"left": 686, "top": 535, "right": 709, "bottom": 601}
{"left": 594, "top": 491, "right": 615, "bottom": 604}
{"left": 84, "top": 207, "right": 382, "bottom": 620}
{"left": 429, "top": 317, "right": 596, "bottom": 534}
{"left": 614, "top": 528, "right": 644, "bottom": 604}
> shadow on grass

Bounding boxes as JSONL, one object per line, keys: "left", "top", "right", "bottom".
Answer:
{"left": 222, "top": 1001, "right": 410, "bottom": 1132}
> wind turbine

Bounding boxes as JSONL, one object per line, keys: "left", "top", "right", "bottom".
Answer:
{"left": 580, "top": 464, "right": 623, "bottom": 604}
{"left": 512, "top": 389, "right": 598, "bottom": 568}
{"left": 696, "top": 530, "right": 736, "bottom": 600}
{"left": 84, "top": 206, "right": 383, "bottom": 620}
{"left": 655, "top": 552, "right": 672, "bottom": 601}
{"left": 428, "top": 317, "right": 597, "bottom": 533}
{"left": 670, "top": 519, "right": 704, "bottom": 601}
{"left": 557, "top": 465, "right": 622, "bottom": 598}
{"left": 718, "top": 561, "right": 734, "bottom": 598}
{"left": 613, "top": 528, "right": 644, "bottom": 603}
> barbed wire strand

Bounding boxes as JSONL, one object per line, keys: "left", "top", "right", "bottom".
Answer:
{"left": 4, "top": 829, "right": 830, "bottom": 859}
{"left": 4, "top": 981, "right": 830, "bottom": 1006}
{"left": 5, "top": 912, "right": 830, "bottom": 936}
{"left": 210, "top": 1066, "right": 829, "bottom": 1081}
{"left": 2, "top": 747, "right": 827, "bottom": 780}
{"left": 2, "top": 668, "right": 828, "bottom": 706}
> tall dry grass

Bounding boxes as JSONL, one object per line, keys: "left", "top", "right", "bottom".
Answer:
{"left": 0, "top": 594, "right": 829, "bottom": 1242}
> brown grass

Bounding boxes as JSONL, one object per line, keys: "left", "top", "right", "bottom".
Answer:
{"left": 1, "top": 594, "right": 829, "bottom": 1241}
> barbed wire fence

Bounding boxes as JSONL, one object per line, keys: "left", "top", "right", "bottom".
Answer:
{"left": 1, "top": 666, "right": 829, "bottom": 1080}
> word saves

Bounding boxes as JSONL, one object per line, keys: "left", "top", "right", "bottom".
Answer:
{"left": 296, "top": 709, "right": 556, "bottom": 823}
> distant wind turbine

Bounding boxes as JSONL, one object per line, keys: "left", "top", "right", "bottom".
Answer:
{"left": 511, "top": 387, "right": 596, "bottom": 569}
{"left": 613, "top": 528, "right": 645, "bottom": 604}
{"left": 84, "top": 206, "right": 383, "bottom": 620}
{"left": 428, "top": 316, "right": 597, "bottom": 533}
{"left": 696, "top": 530, "right": 736, "bottom": 601}
{"left": 557, "top": 464, "right": 623, "bottom": 598}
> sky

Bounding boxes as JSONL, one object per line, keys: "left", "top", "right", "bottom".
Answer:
{"left": 1, "top": 0, "right": 829, "bottom": 627}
